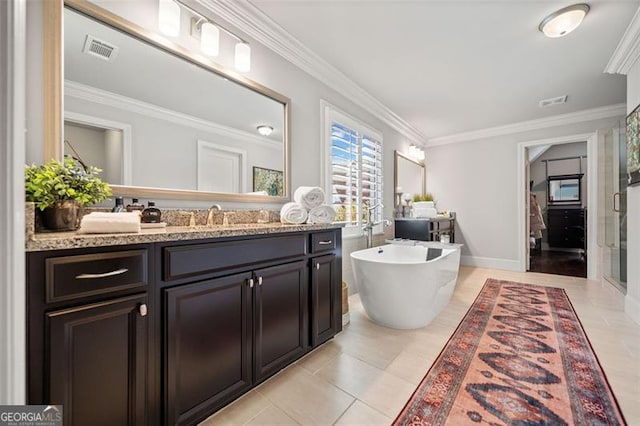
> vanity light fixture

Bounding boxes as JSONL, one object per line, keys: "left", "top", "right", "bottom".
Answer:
{"left": 235, "top": 42, "right": 251, "bottom": 73}
{"left": 200, "top": 22, "right": 220, "bottom": 57}
{"left": 408, "top": 144, "right": 425, "bottom": 162}
{"left": 538, "top": 4, "right": 589, "bottom": 38}
{"left": 158, "top": 0, "right": 180, "bottom": 37}
{"left": 257, "top": 125, "right": 274, "bottom": 136}
{"left": 160, "top": 0, "right": 252, "bottom": 72}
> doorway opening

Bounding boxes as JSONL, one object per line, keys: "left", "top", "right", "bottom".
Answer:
{"left": 528, "top": 143, "right": 587, "bottom": 278}
{"left": 517, "top": 133, "right": 598, "bottom": 280}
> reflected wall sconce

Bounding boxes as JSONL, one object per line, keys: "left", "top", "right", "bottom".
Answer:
{"left": 538, "top": 4, "right": 589, "bottom": 38}
{"left": 408, "top": 144, "right": 425, "bottom": 162}
{"left": 257, "top": 125, "right": 274, "bottom": 136}
{"left": 158, "top": 0, "right": 251, "bottom": 72}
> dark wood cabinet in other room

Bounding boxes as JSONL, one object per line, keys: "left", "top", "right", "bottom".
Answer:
{"left": 547, "top": 207, "right": 586, "bottom": 249}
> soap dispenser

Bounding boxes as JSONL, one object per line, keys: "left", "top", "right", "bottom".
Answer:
{"left": 112, "top": 196, "right": 125, "bottom": 212}
{"left": 141, "top": 201, "right": 162, "bottom": 223}
{"left": 126, "top": 198, "right": 145, "bottom": 212}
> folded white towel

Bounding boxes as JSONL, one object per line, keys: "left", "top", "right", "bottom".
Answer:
{"left": 293, "top": 186, "right": 325, "bottom": 210}
{"left": 79, "top": 212, "right": 141, "bottom": 234}
{"left": 280, "top": 202, "right": 308, "bottom": 224}
{"left": 307, "top": 205, "right": 335, "bottom": 224}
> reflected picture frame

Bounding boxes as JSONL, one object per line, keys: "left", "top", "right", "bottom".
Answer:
{"left": 627, "top": 103, "right": 640, "bottom": 186}
{"left": 253, "top": 167, "right": 284, "bottom": 196}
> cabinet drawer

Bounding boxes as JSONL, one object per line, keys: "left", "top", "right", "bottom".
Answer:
{"left": 45, "top": 250, "right": 148, "bottom": 304}
{"left": 164, "top": 235, "right": 307, "bottom": 281}
{"left": 311, "top": 231, "right": 336, "bottom": 253}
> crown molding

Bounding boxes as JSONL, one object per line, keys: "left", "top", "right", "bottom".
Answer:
{"left": 64, "top": 80, "right": 282, "bottom": 150}
{"left": 196, "top": 0, "right": 426, "bottom": 144}
{"left": 605, "top": 5, "right": 640, "bottom": 75}
{"left": 426, "top": 103, "right": 626, "bottom": 147}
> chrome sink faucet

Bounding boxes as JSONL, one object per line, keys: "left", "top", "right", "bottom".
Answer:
{"left": 206, "top": 204, "right": 222, "bottom": 226}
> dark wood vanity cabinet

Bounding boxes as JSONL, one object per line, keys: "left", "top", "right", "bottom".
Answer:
{"left": 27, "top": 245, "right": 152, "bottom": 426}
{"left": 164, "top": 272, "right": 253, "bottom": 426}
{"left": 27, "top": 228, "right": 342, "bottom": 426}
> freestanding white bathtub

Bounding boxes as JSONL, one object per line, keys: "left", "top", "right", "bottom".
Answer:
{"left": 350, "top": 242, "right": 462, "bottom": 329}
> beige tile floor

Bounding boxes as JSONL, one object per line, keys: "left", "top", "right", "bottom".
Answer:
{"left": 202, "top": 266, "right": 640, "bottom": 425}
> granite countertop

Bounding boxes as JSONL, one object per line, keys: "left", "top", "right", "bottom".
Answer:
{"left": 26, "top": 222, "right": 343, "bottom": 252}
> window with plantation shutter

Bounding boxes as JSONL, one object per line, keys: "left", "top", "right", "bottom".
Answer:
{"left": 323, "top": 104, "right": 383, "bottom": 237}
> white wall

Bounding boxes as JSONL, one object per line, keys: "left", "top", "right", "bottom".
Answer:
{"left": 425, "top": 117, "right": 621, "bottom": 270}
{"left": 626, "top": 62, "right": 640, "bottom": 324}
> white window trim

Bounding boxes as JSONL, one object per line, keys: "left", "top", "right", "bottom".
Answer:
{"left": 321, "top": 100, "right": 384, "bottom": 239}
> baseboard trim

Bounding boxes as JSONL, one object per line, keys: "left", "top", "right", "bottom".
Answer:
{"left": 625, "top": 294, "right": 640, "bottom": 325}
{"left": 461, "top": 255, "right": 521, "bottom": 272}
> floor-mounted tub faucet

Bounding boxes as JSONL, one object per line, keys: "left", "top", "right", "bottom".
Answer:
{"left": 363, "top": 203, "right": 391, "bottom": 248}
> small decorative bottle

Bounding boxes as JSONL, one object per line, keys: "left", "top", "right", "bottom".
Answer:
{"left": 111, "top": 196, "right": 125, "bottom": 212}
{"left": 141, "top": 201, "right": 162, "bottom": 223}
{"left": 126, "top": 198, "right": 145, "bottom": 212}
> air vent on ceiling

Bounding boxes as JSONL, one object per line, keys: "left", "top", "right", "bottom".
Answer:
{"left": 82, "top": 35, "right": 119, "bottom": 62}
{"left": 539, "top": 95, "right": 567, "bottom": 108}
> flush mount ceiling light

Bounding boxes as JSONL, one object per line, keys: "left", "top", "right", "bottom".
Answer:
{"left": 257, "top": 125, "right": 274, "bottom": 136}
{"left": 539, "top": 4, "right": 589, "bottom": 38}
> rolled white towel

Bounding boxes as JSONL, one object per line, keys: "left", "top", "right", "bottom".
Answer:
{"left": 79, "top": 212, "right": 141, "bottom": 234}
{"left": 280, "top": 202, "right": 308, "bottom": 224}
{"left": 307, "top": 205, "right": 335, "bottom": 224}
{"left": 293, "top": 186, "right": 325, "bottom": 210}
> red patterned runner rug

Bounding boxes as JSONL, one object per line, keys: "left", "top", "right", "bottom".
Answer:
{"left": 394, "top": 278, "right": 626, "bottom": 426}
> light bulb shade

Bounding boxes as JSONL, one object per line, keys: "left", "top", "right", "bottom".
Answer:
{"left": 158, "top": 0, "right": 180, "bottom": 37}
{"left": 539, "top": 4, "right": 589, "bottom": 38}
{"left": 201, "top": 22, "right": 220, "bottom": 56}
{"left": 257, "top": 125, "right": 274, "bottom": 136}
{"left": 235, "top": 42, "right": 251, "bottom": 72}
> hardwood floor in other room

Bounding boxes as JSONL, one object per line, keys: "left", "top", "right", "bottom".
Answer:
{"left": 202, "top": 266, "right": 640, "bottom": 425}
{"left": 529, "top": 249, "right": 587, "bottom": 278}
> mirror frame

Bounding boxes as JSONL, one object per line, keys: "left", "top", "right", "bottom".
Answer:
{"left": 394, "top": 150, "right": 425, "bottom": 201}
{"left": 547, "top": 173, "right": 583, "bottom": 205}
{"left": 43, "top": 0, "right": 290, "bottom": 203}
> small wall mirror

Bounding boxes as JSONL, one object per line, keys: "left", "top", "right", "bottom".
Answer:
{"left": 548, "top": 174, "right": 582, "bottom": 204}
{"left": 394, "top": 151, "right": 425, "bottom": 210}
{"left": 44, "top": 0, "right": 290, "bottom": 202}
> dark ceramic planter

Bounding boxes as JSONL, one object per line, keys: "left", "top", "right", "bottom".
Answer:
{"left": 42, "top": 200, "right": 83, "bottom": 231}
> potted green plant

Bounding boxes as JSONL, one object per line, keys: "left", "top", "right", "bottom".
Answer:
{"left": 25, "top": 158, "right": 112, "bottom": 231}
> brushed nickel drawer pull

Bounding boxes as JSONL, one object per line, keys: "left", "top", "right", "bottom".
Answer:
{"left": 257, "top": 276, "right": 263, "bottom": 286}
{"left": 318, "top": 240, "right": 333, "bottom": 245}
{"left": 248, "top": 278, "right": 254, "bottom": 288}
{"left": 316, "top": 263, "right": 320, "bottom": 270}
{"left": 75, "top": 268, "right": 129, "bottom": 279}
{"left": 139, "top": 304, "right": 148, "bottom": 317}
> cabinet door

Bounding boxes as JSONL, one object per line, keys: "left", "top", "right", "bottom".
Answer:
{"left": 310, "top": 254, "right": 339, "bottom": 347}
{"left": 254, "top": 261, "right": 308, "bottom": 382}
{"left": 47, "top": 294, "right": 148, "bottom": 426}
{"left": 164, "top": 273, "right": 252, "bottom": 426}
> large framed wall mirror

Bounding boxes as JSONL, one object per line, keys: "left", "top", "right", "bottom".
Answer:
{"left": 44, "top": 0, "right": 290, "bottom": 202}
{"left": 394, "top": 151, "right": 425, "bottom": 210}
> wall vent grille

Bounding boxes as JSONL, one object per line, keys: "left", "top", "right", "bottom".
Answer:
{"left": 539, "top": 95, "right": 568, "bottom": 108}
{"left": 82, "top": 35, "right": 119, "bottom": 62}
